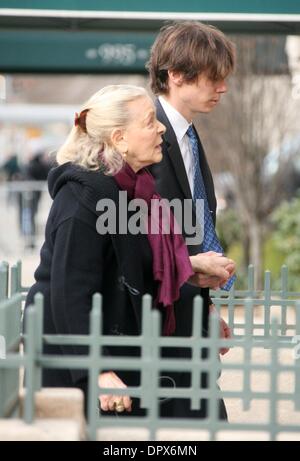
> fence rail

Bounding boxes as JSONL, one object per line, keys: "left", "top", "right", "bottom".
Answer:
{"left": 0, "top": 261, "right": 300, "bottom": 440}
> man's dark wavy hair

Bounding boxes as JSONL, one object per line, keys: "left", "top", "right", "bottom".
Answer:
{"left": 146, "top": 21, "right": 236, "bottom": 95}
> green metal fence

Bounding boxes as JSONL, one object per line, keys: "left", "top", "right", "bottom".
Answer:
{"left": 0, "top": 292, "right": 22, "bottom": 418}
{"left": 0, "top": 260, "right": 29, "bottom": 301}
{"left": 0, "top": 261, "right": 300, "bottom": 440}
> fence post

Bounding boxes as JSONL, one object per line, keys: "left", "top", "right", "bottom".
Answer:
{"left": 23, "top": 304, "right": 37, "bottom": 423}
{"left": 280, "top": 266, "right": 289, "bottom": 335}
{"left": 33, "top": 293, "right": 43, "bottom": 391}
{"left": 148, "top": 308, "right": 160, "bottom": 441}
{"left": 87, "top": 293, "right": 102, "bottom": 441}
{"left": 0, "top": 262, "right": 9, "bottom": 301}
{"left": 243, "top": 299, "right": 254, "bottom": 411}
{"left": 247, "top": 264, "right": 255, "bottom": 297}
{"left": 140, "top": 294, "right": 153, "bottom": 411}
{"left": 208, "top": 310, "right": 222, "bottom": 441}
{"left": 190, "top": 295, "right": 203, "bottom": 410}
{"left": 294, "top": 301, "right": 300, "bottom": 411}
{"left": 10, "top": 264, "right": 19, "bottom": 297}
{"left": 269, "top": 318, "right": 280, "bottom": 441}
{"left": 263, "top": 270, "right": 272, "bottom": 339}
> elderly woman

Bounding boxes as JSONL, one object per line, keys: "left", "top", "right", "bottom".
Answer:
{"left": 25, "top": 85, "right": 234, "bottom": 417}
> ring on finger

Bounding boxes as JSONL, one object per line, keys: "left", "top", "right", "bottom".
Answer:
{"left": 114, "top": 399, "right": 125, "bottom": 412}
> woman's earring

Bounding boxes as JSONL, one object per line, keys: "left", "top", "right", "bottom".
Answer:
{"left": 123, "top": 151, "right": 127, "bottom": 159}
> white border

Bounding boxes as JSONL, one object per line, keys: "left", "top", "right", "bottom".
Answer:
{"left": 0, "top": 9, "right": 300, "bottom": 22}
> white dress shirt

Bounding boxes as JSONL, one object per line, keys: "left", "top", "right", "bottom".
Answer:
{"left": 158, "top": 96, "right": 195, "bottom": 197}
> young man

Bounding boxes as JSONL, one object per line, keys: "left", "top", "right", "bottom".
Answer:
{"left": 147, "top": 21, "right": 236, "bottom": 420}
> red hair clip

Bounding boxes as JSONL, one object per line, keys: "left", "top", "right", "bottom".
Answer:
{"left": 74, "top": 112, "right": 80, "bottom": 127}
{"left": 74, "top": 109, "right": 89, "bottom": 132}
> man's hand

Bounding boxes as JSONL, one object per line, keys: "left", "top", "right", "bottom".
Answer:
{"left": 188, "top": 272, "right": 226, "bottom": 289}
{"left": 190, "top": 252, "right": 236, "bottom": 280}
{"left": 209, "top": 304, "right": 232, "bottom": 355}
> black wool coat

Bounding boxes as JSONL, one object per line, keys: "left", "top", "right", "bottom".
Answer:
{"left": 25, "top": 163, "right": 157, "bottom": 389}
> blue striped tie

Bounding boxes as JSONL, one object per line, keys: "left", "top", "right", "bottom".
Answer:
{"left": 186, "top": 125, "right": 236, "bottom": 291}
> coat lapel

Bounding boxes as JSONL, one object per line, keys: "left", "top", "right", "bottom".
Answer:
{"left": 155, "top": 99, "right": 192, "bottom": 201}
{"left": 155, "top": 99, "right": 217, "bottom": 224}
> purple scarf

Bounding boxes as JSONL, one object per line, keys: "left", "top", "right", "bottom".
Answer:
{"left": 114, "top": 163, "right": 193, "bottom": 335}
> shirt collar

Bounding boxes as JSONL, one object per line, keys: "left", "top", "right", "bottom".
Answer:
{"left": 158, "top": 96, "right": 191, "bottom": 142}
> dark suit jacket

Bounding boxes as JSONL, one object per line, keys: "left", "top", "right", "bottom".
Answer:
{"left": 149, "top": 99, "right": 218, "bottom": 335}
{"left": 148, "top": 101, "right": 228, "bottom": 421}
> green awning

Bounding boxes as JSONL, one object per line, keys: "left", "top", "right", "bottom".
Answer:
{"left": 1, "top": 1, "right": 299, "bottom": 73}
{"left": 1, "top": 0, "right": 300, "bottom": 14}
{"left": 1, "top": 30, "right": 154, "bottom": 73}
{"left": 1, "top": 1, "right": 300, "bottom": 34}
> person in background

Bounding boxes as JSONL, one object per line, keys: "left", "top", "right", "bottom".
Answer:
{"left": 20, "top": 152, "right": 52, "bottom": 248}
{"left": 0, "top": 153, "right": 20, "bottom": 181}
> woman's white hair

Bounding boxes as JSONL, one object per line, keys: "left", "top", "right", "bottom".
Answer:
{"left": 56, "top": 84, "right": 148, "bottom": 175}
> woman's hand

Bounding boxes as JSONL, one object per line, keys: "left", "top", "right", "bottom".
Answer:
{"left": 98, "top": 371, "right": 132, "bottom": 412}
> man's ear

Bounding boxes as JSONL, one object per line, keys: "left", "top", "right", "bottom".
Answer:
{"left": 168, "top": 70, "right": 184, "bottom": 86}
{"left": 110, "top": 128, "right": 128, "bottom": 154}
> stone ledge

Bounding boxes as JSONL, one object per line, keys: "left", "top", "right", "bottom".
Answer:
{"left": 19, "top": 387, "right": 84, "bottom": 420}
{"left": 18, "top": 387, "right": 86, "bottom": 440}
{"left": 0, "top": 419, "right": 82, "bottom": 441}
